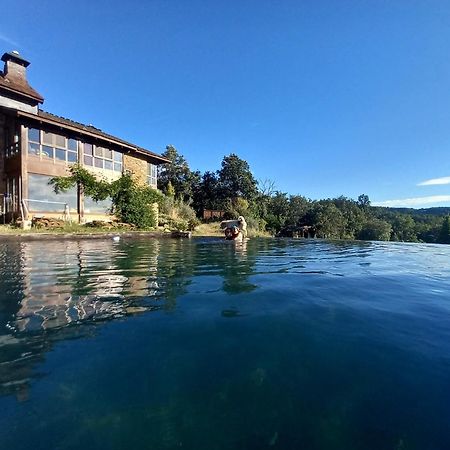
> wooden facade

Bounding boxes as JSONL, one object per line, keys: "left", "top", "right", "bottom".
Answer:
{"left": 0, "top": 51, "right": 168, "bottom": 224}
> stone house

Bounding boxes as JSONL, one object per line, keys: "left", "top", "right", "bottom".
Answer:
{"left": 0, "top": 50, "right": 169, "bottom": 224}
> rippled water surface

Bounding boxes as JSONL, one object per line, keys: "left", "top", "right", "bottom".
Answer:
{"left": 1, "top": 237, "right": 450, "bottom": 449}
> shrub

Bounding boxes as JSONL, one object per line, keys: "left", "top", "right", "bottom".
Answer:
{"left": 111, "top": 175, "right": 162, "bottom": 229}
{"left": 159, "top": 195, "right": 198, "bottom": 230}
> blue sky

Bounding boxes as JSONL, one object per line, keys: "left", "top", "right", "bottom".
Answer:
{"left": 2, "top": 0, "right": 450, "bottom": 208}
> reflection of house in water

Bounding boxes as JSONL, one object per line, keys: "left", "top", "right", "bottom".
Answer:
{"left": 12, "top": 239, "right": 161, "bottom": 332}
{"left": 0, "top": 238, "right": 161, "bottom": 399}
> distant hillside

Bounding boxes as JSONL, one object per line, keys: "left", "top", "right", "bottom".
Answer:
{"left": 374, "top": 207, "right": 450, "bottom": 217}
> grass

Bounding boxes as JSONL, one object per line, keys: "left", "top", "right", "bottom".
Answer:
{"left": 0, "top": 221, "right": 272, "bottom": 238}
{"left": 0, "top": 223, "right": 162, "bottom": 235}
{"left": 192, "top": 222, "right": 223, "bottom": 237}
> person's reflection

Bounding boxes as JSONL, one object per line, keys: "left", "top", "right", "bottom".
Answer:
{"left": 222, "top": 239, "right": 257, "bottom": 294}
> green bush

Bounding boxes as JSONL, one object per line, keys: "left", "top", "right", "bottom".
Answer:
{"left": 159, "top": 195, "right": 198, "bottom": 230}
{"left": 111, "top": 175, "right": 162, "bottom": 229}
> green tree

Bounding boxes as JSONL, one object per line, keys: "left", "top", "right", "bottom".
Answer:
{"left": 314, "top": 203, "right": 346, "bottom": 239}
{"left": 332, "top": 196, "right": 366, "bottom": 239}
{"left": 390, "top": 214, "right": 417, "bottom": 242}
{"left": 217, "top": 153, "right": 258, "bottom": 201}
{"left": 166, "top": 181, "right": 175, "bottom": 198}
{"left": 437, "top": 216, "right": 450, "bottom": 244}
{"left": 192, "top": 170, "right": 221, "bottom": 214}
{"left": 265, "top": 192, "right": 290, "bottom": 232}
{"left": 358, "top": 217, "right": 392, "bottom": 241}
{"left": 357, "top": 194, "right": 371, "bottom": 210}
{"left": 287, "top": 195, "right": 310, "bottom": 226}
{"left": 158, "top": 145, "right": 199, "bottom": 201}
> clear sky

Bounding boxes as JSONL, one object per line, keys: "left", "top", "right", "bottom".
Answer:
{"left": 2, "top": 0, "right": 450, "bottom": 208}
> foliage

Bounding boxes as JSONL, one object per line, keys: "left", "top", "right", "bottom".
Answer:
{"left": 159, "top": 195, "right": 199, "bottom": 231}
{"left": 357, "top": 194, "right": 371, "bottom": 210}
{"left": 50, "top": 165, "right": 162, "bottom": 229}
{"left": 192, "top": 171, "right": 221, "bottom": 214}
{"left": 166, "top": 181, "right": 175, "bottom": 198}
{"left": 110, "top": 174, "right": 162, "bottom": 228}
{"left": 222, "top": 197, "right": 249, "bottom": 219}
{"left": 390, "top": 214, "right": 417, "bottom": 242}
{"left": 217, "top": 153, "right": 259, "bottom": 201}
{"left": 437, "top": 216, "right": 450, "bottom": 244}
{"left": 158, "top": 145, "right": 200, "bottom": 201}
{"left": 315, "top": 203, "right": 346, "bottom": 239}
{"left": 358, "top": 217, "right": 392, "bottom": 241}
{"left": 50, "top": 164, "right": 110, "bottom": 201}
{"left": 50, "top": 156, "right": 450, "bottom": 244}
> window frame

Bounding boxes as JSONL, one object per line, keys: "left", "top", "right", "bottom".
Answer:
{"left": 147, "top": 162, "right": 157, "bottom": 186}
{"left": 27, "top": 127, "right": 79, "bottom": 164}
{"left": 82, "top": 142, "right": 123, "bottom": 173}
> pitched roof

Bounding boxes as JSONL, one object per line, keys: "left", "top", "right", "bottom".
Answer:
{"left": 16, "top": 109, "right": 170, "bottom": 164}
{"left": 0, "top": 70, "right": 44, "bottom": 104}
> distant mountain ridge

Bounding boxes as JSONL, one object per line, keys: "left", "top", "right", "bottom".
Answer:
{"left": 376, "top": 206, "right": 450, "bottom": 216}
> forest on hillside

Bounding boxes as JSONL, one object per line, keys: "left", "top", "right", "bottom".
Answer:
{"left": 157, "top": 145, "right": 450, "bottom": 244}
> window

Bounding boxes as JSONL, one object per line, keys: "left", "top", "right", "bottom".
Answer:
{"left": 82, "top": 143, "right": 123, "bottom": 172}
{"left": 27, "top": 173, "right": 77, "bottom": 213}
{"left": 28, "top": 128, "right": 78, "bottom": 164}
{"left": 84, "top": 196, "right": 112, "bottom": 214}
{"left": 147, "top": 163, "right": 157, "bottom": 186}
{"left": 113, "top": 151, "right": 123, "bottom": 172}
{"left": 28, "top": 128, "right": 40, "bottom": 143}
{"left": 83, "top": 143, "right": 93, "bottom": 166}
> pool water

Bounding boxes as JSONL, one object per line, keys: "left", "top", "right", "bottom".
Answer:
{"left": 1, "top": 237, "right": 450, "bottom": 449}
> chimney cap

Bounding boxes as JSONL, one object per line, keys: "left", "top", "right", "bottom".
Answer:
{"left": 1, "top": 51, "right": 30, "bottom": 67}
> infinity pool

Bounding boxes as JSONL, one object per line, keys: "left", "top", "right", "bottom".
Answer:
{"left": 1, "top": 237, "right": 450, "bottom": 449}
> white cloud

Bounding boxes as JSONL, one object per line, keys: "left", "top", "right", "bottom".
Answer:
{"left": 418, "top": 176, "right": 450, "bottom": 186}
{"left": 372, "top": 195, "right": 450, "bottom": 208}
{"left": 0, "top": 33, "right": 20, "bottom": 49}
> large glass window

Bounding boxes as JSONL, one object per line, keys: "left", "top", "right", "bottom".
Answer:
{"left": 84, "top": 196, "right": 112, "bottom": 214}
{"left": 28, "top": 128, "right": 78, "bottom": 164}
{"left": 82, "top": 143, "right": 123, "bottom": 173}
{"left": 147, "top": 163, "right": 157, "bottom": 186}
{"left": 27, "top": 174, "right": 77, "bottom": 213}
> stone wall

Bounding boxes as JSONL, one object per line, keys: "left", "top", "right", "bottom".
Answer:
{"left": 123, "top": 153, "right": 147, "bottom": 186}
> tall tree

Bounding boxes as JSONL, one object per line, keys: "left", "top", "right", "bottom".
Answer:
{"left": 265, "top": 191, "right": 290, "bottom": 231}
{"left": 391, "top": 214, "right": 417, "bottom": 242}
{"left": 357, "top": 194, "right": 371, "bottom": 210}
{"left": 314, "top": 202, "right": 346, "bottom": 239}
{"left": 437, "top": 216, "right": 450, "bottom": 244}
{"left": 288, "top": 195, "right": 310, "bottom": 226}
{"left": 332, "top": 196, "right": 366, "bottom": 239}
{"left": 192, "top": 171, "right": 221, "bottom": 214}
{"left": 158, "top": 145, "right": 199, "bottom": 201}
{"left": 217, "top": 153, "right": 258, "bottom": 201}
{"left": 358, "top": 217, "right": 392, "bottom": 241}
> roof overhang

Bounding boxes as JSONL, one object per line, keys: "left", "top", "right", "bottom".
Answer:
{"left": 0, "top": 84, "right": 44, "bottom": 104}
{"left": 16, "top": 110, "right": 170, "bottom": 164}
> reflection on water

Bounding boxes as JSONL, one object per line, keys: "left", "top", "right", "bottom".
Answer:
{"left": 0, "top": 237, "right": 259, "bottom": 400}
{"left": 12, "top": 239, "right": 161, "bottom": 332}
{"left": 1, "top": 237, "right": 450, "bottom": 449}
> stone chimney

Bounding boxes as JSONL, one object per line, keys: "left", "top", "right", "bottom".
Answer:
{"left": 0, "top": 51, "right": 44, "bottom": 112}
{"left": 2, "top": 51, "right": 29, "bottom": 81}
